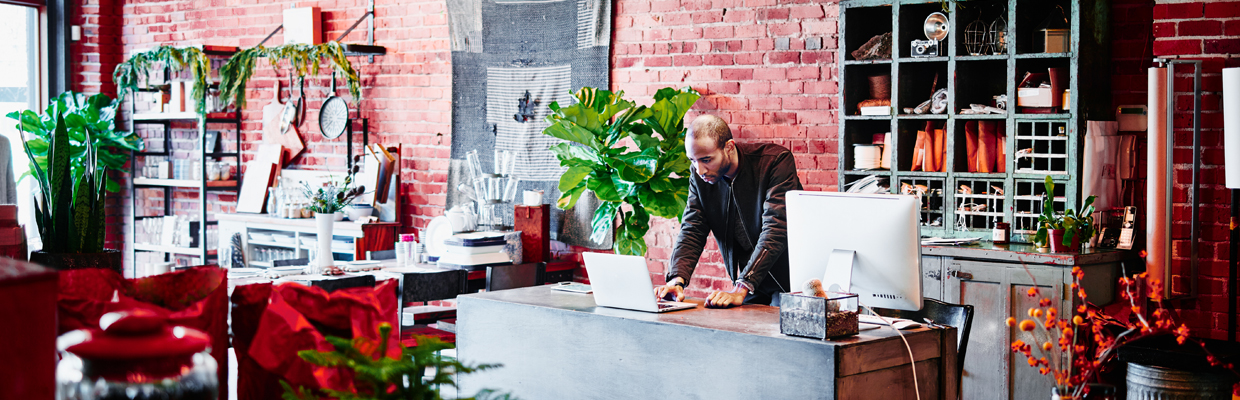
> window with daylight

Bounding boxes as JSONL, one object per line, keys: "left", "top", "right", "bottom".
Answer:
{"left": 0, "top": 3, "right": 43, "bottom": 249}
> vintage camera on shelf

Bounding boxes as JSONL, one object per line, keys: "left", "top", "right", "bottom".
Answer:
{"left": 910, "top": 39, "right": 940, "bottom": 57}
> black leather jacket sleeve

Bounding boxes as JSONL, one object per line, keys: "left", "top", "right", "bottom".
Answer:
{"left": 667, "top": 175, "right": 709, "bottom": 286}
{"left": 736, "top": 151, "right": 797, "bottom": 291}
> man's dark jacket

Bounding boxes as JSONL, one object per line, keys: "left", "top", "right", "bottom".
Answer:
{"left": 667, "top": 142, "right": 803, "bottom": 305}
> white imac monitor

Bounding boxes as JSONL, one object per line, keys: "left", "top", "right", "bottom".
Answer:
{"left": 786, "top": 191, "right": 923, "bottom": 311}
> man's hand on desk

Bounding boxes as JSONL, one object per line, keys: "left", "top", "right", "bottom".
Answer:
{"left": 654, "top": 278, "right": 686, "bottom": 302}
{"left": 705, "top": 286, "right": 747, "bottom": 308}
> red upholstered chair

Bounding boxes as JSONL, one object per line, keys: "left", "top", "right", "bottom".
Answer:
{"left": 231, "top": 279, "right": 398, "bottom": 400}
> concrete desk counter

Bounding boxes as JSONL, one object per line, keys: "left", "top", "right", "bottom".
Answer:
{"left": 457, "top": 286, "right": 957, "bottom": 399}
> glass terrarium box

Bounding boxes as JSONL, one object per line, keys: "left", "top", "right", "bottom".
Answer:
{"left": 779, "top": 291, "right": 860, "bottom": 339}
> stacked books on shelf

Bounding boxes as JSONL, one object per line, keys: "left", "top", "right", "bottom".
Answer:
{"left": 437, "top": 232, "right": 513, "bottom": 271}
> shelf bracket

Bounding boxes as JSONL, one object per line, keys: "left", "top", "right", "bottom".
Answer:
{"left": 334, "top": 0, "right": 377, "bottom": 63}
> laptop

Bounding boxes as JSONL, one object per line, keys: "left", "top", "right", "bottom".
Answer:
{"left": 582, "top": 253, "right": 697, "bottom": 313}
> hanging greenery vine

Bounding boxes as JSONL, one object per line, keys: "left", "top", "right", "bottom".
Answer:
{"left": 112, "top": 46, "right": 212, "bottom": 115}
{"left": 218, "top": 41, "right": 361, "bottom": 111}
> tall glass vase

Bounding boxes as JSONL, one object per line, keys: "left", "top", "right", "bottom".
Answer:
{"left": 312, "top": 212, "right": 335, "bottom": 274}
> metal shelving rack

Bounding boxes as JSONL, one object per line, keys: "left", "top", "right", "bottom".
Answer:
{"left": 126, "top": 46, "right": 242, "bottom": 264}
{"left": 838, "top": 0, "right": 1110, "bottom": 241}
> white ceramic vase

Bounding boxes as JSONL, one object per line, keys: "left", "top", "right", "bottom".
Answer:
{"left": 313, "top": 212, "right": 336, "bottom": 273}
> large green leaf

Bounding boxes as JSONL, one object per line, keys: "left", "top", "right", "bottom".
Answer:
{"left": 557, "top": 184, "right": 587, "bottom": 210}
{"left": 644, "top": 88, "right": 700, "bottom": 137}
{"left": 548, "top": 142, "right": 602, "bottom": 167}
{"left": 544, "top": 120, "right": 599, "bottom": 148}
{"left": 606, "top": 148, "right": 660, "bottom": 183}
{"left": 559, "top": 166, "right": 592, "bottom": 192}
{"left": 590, "top": 201, "right": 619, "bottom": 245}
{"left": 638, "top": 185, "right": 689, "bottom": 221}
{"left": 586, "top": 171, "right": 621, "bottom": 202}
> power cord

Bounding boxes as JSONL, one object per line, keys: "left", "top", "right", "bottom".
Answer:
{"left": 859, "top": 302, "right": 921, "bottom": 400}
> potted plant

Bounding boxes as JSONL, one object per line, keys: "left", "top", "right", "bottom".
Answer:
{"left": 281, "top": 323, "right": 513, "bottom": 400}
{"left": 1033, "top": 176, "right": 1095, "bottom": 253}
{"left": 543, "top": 87, "right": 699, "bottom": 256}
{"left": 300, "top": 168, "right": 365, "bottom": 272}
{"left": 7, "top": 92, "right": 144, "bottom": 192}
{"left": 19, "top": 97, "right": 123, "bottom": 272}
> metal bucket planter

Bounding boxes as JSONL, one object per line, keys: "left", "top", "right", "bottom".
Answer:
{"left": 1126, "top": 362, "right": 1235, "bottom": 400}
{"left": 29, "top": 249, "right": 123, "bottom": 274}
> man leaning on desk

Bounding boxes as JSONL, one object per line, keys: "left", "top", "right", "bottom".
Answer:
{"left": 654, "top": 115, "right": 803, "bottom": 308}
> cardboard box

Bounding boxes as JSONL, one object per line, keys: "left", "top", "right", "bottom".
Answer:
{"left": 283, "top": 7, "right": 322, "bottom": 45}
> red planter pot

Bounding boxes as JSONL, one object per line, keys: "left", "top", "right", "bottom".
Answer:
{"left": 1047, "top": 229, "right": 1079, "bottom": 253}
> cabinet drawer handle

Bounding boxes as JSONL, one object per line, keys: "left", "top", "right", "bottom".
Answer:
{"left": 949, "top": 270, "right": 974, "bottom": 280}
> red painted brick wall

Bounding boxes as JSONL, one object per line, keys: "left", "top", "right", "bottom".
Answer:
{"left": 612, "top": 0, "right": 841, "bottom": 297}
{"left": 74, "top": 0, "right": 128, "bottom": 254}
{"left": 1144, "top": 0, "right": 1239, "bottom": 341}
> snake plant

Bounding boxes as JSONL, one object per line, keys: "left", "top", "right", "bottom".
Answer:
{"left": 22, "top": 108, "right": 108, "bottom": 254}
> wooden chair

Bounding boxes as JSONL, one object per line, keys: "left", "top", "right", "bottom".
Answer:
{"left": 876, "top": 298, "right": 974, "bottom": 371}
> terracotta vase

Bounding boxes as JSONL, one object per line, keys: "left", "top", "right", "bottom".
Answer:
{"left": 1048, "top": 229, "right": 1079, "bottom": 253}
{"left": 29, "top": 249, "right": 123, "bottom": 274}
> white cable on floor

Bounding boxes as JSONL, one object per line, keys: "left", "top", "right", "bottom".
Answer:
{"left": 859, "top": 302, "right": 920, "bottom": 400}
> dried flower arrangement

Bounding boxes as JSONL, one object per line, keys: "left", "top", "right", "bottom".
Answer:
{"left": 1007, "top": 267, "right": 1236, "bottom": 399}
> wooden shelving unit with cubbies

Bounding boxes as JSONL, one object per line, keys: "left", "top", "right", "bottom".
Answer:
{"left": 838, "top": 0, "right": 1110, "bottom": 242}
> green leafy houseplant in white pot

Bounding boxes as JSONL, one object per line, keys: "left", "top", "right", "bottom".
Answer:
{"left": 300, "top": 168, "right": 365, "bottom": 272}
{"left": 543, "top": 87, "right": 700, "bottom": 256}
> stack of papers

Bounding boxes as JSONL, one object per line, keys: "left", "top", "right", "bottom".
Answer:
{"left": 920, "top": 237, "right": 982, "bottom": 246}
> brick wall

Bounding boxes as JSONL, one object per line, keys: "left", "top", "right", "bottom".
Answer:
{"left": 1144, "top": 0, "right": 1239, "bottom": 341}
{"left": 74, "top": 0, "right": 128, "bottom": 253}
{"left": 612, "top": 0, "right": 841, "bottom": 297}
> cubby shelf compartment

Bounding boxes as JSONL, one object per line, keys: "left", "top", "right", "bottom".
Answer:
{"left": 897, "top": 176, "right": 946, "bottom": 229}
{"left": 952, "top": 178, "right": 1007, "bottom": 233}
{"left": 1013, "top": 120, "right": 1069, "bottom": 175}
{"left": 1012, "top": 179, "right": 1067, "bottom": 237}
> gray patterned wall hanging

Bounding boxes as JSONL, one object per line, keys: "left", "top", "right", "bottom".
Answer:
{"left": 447, "top": 0, "right": 612, "bottom": 249}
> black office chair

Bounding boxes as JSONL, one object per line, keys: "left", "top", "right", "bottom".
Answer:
{"left": 485, "top": 262, "right": 545, "bottom": 292}
{"left": 876, "top": 298, "right": 974, "bottom": 371}
{"left": 368, "top": 249, "right": 396, "bottom": 260}
{"left": 272, "top": 258, "right": 310, "bottom": 267}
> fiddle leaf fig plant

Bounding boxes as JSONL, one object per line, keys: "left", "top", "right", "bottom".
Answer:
{"left": 6, "top": 92, "right": 144, "bottom": 192}
{"left": 1033, "top": 175, "right": 1096, "bottom": 247}
{"left": 544, "top": 87, "right": 700, "bottom": 256}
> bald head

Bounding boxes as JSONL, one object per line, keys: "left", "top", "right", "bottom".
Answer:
{"left": 687, "top": 115, "right": 732, "bottom": 149}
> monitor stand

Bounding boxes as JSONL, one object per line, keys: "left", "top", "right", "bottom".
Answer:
{"left": 823, "top": 249, "right": 856, "bottom": 293}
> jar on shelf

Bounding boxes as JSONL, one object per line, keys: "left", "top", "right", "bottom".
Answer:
{"left": 992, "top": 222, "right": 1011, "bottom": 245}
{"left": 56, "top": 309, "right": 218, "bottom": 400}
